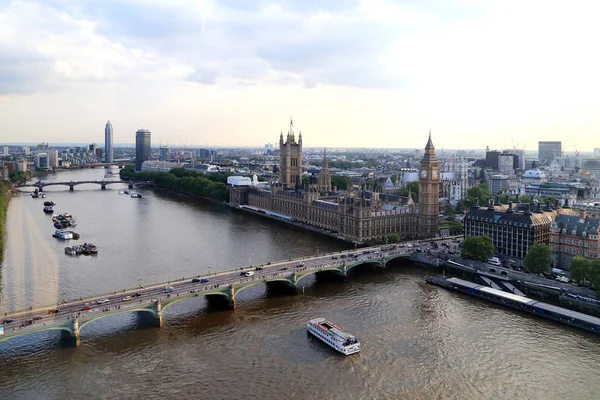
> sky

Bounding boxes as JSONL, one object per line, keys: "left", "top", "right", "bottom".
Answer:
{"left": 1, "top": 0, "right": 600, "bottom": 151}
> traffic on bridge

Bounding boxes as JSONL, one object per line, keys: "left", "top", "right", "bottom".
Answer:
{"left": 0, "top": 236, "right": 460, "bottom": 347}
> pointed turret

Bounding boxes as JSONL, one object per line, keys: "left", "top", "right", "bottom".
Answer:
{"left": 425, "top": 130, "right": 434, "bottom": 152}
{"left": 279, "top": 131, "right": 284, "bottom": 146}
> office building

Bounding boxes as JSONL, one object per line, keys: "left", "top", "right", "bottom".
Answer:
{"left": 159, "top": 145, "right": 170, "bottom": 162}
{"left": 22, "top": 146, "right": 30, "bottom": 156}
{"left": 37, "top": 153, "right": 48, "bottom": 169}
{"left": 3, "top": 147, "right": 8, "bottom": 156}
{"left": 135, "top": 129, "right": 151, "bottom": 171}
{"left": 498, "top": 153, "right": 514, "bottom": 174}
{"left": 538, "top": 141, "right": 562, "bottom": 163}
{"left": 105, "top": 121, "right": 113, "bottom": 163}
{"left": 47, "top": 150, "right": 59, "bottom": 168}
{"left": 550, "top": 212, "right": 600, "bottom": 268}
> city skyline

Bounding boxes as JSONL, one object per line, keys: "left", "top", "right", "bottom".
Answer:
{"left": 2, "top": 1, "right": 600, "bottom": 150}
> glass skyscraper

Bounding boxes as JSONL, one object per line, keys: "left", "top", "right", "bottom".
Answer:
{"left": 105, "top": 121, "right": 113, "bottom": 163}
{"left": 136, "top": 129, "right": 151, "bottom": 170}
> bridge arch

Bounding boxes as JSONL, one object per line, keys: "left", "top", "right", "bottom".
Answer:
{"left": 295, "top": 266, "right": 345, "bottom": 286}
{"left": 78, "top": 307, "right": 158, "bottom": 332}
{"left": 345, "top": 259, "right": 385, "bottom": 274}
{"left": 0, "top": 326, "right": 72, "bottom": 345}
{"left": 161, "top": 291, "right": 230, "bottom": 313}
{"left": 234, "top": 277, "right": 295, "bottom": 298}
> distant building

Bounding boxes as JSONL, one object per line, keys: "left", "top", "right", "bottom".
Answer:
{"left": 105, "top": 121, "right": 113, "bottom": 163}
{"left": 551, "top": 212, "right": 600, "bottom": 268}
{"left": 37, "top": 142, "right": 49, "bottom": 151}
{"left": 279, "top": 118, "right": 302, "bottom": 187}
{"left": 3, "top": 147, "right": 8, "bottom": 156}
{"left": 488, "top": 174, "right": 509, "bottom": 195}
{"left": 464, "top": 201, "right": 577, "bottom": 259}
{"left": 22, "top": 146, "right": 30, "bottom": 156}
{"left": 95, "top": 148, "right": 103, "bottom": 160}
{"left": 538, "top": 141, "right": 562, "bottom": 163}
{"left": 498, "top": 153, "right": 514, "bottom": 174}
{"left": 135, "top": 129, "right": 151, "bottom": 171}
{"left": 159, "top": 145, "right": 170, "bottom": 161}
{"left": 37, "top": 153, "right": 48, "bottom": 169}
{"left": 317, "top": 149, "right": 332, "bottom": 192}
{"left": 595, "top": 148, "right": 600, "bottom": 158}
{"left": 17, "top": 159, "right": 28, "bottom": 172}
{"left": 47, "top": 150, "right": 59, "bottom": 168}
{"left": 141, "top": 160, "right": 184, "bottom": 173}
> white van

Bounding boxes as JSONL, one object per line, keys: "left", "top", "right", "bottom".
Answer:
{"left": 243, "top": 271, "right": 255, "bottom": 277}
{"left": 487, "top": 257, "right": 501, "bottom": 266}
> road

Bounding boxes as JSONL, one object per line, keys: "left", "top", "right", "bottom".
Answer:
{"left": 1, "top": 237, "right": 459, "bottom": 334}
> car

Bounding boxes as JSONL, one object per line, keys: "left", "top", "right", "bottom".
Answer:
{"left": 96, "top": 298, "right": 109, "bottom": 304}
{"left": 25, "top": 319, "right": 33, "bottom": 326}
{"left": 122, "top": 296, "right": 133, "bottom": 301}
{"left": 2, "top": 318, "right": 15, "bottom": 324}
{"left": 255, "top": 266, "right": 263, "bottom": 271}
{"left": 82, "top": 305, "right": 92, "bottom": 311}
{"left": 32, "top": 316, "right": 43, "bottom": 321}
{"left": 133, "top": 293, "right": 142, "bottom": 297}
{"left": 280, "top": 267, "right": 288, "bottom": 271}
{"left": 296, "top": 263, "right": 304, "bottom": 268}
{"left": 163, "top": 286, "right": 174, "bottom": 293}
{"left": 243, "top": 271, "right": 255, "bottom": 277}
{"left": 192, "top": 278, "right": 201, "bottom": 283}
{"left": 332, "top": 256, "right": 339, "bottom": 260}
{"left": 47, "top": 309, "right": 60, "bottom": 314}
{"left": 200, "top": 278, "right": 209, "bottom": 283}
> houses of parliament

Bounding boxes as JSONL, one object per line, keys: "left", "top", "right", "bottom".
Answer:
{"left": 230, "top": 122, "right": 440, "bottom": 243}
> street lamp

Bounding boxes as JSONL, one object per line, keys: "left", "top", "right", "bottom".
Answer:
{"left": 208, "top": 266, "right": 212, "bottom": 276}
{"left": 62, "top": 292, "right": 67, "bottom": 304}
{"left": 138, "top": 278, "right": 143, "bottom": 288}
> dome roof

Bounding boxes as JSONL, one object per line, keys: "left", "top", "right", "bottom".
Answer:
{"left": 522, "top": 169, "right": 546, "bottom": 179}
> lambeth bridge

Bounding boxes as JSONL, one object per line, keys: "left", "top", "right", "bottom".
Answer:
{"left": 16, "top": 180, "right": 154, "bottom": 191}
{"left": 0, "top": 237, "right": 457, "bottom": 348}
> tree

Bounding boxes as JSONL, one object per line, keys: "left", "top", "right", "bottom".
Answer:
{"left": 463, "top": 183, "right": 491, "bottom": 208}
{"left": 399, "top": 181, "right": 419, "bottom": 197}
{"left": 331, "top": 175, "right": 351, "bottom": 190}
{"left": 461, "top": 235, "right": 494, "bottom": 262}
{"left": 523, "top": 243, "right": 552, "bottom": 275}
{"left": 569, "top": 256, "right": 591, "bottom": 283}
{"left": 387, "top": 234, "right": 400, "bottom": 243}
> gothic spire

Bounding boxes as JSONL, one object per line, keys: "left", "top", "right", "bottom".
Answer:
{"left": 425, "top": 129, "right": 434, "bottom": 150}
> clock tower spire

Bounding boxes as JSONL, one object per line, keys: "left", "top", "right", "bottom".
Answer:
{"left": 418, "top": 131, "right": 440, "bottom": 237}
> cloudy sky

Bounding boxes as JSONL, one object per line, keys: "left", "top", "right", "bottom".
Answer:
{"left": 1, "top": 0, "right": 599, "bottom": 150}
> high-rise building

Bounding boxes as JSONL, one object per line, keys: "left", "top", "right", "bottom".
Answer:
{"left": 95, "top": 148, "right": 103, "bottom": 160}
{"left": 159, "top": 145, "right": 170, "bottom": 161}
{"left": 47, "top": 150, "right": 59, "bottom": 168}
{"left": 538, "top": 141, "right": 562, "bottom": 163}
{"left": 37, "top": 153, "right": 48, "bottom": 169}
{"left": 418, "top": 132, "right": 441, "bottom": 238}
{"left": 498, "top": 153, "right": 514, "bottom": 174}
{"left": 3, "top": 147, "right": 8, "bottom": 156}
{"left": 279, "top": 118, "right": 302, "bottom": 187}
{"left": 105, "top": 121, "right": 113, "bottom": 163}
{"left": 135, "top": 129, "right": 151, "bottom": 170}
{"left": 22, "top": 146, "right": 30, "bottom": 155}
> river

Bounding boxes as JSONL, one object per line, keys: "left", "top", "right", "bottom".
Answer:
{"left": 0, "top": 168, "right": 599, "bottom": 399}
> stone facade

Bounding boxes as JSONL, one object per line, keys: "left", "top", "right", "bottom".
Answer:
{"left": 317, "top": 148, "right": 332, "bottom": 193}
{"left": 550, "top": 212, "right": 600, "bottom": 268}
{"left": 279, "top": 119, "right": 302, "bottom": 187}
{"left": 418, "top": 133, "right": 441, "bottom": 238}
{"left": 229, "top": 132, "right": 440, "bottom": 243}
{"left": 464, "top": 202, "right": 578, "bottom": 259}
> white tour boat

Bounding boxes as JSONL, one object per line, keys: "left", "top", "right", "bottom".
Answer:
{"left": 307, "top": 318, "right": 360, "bottom": 355}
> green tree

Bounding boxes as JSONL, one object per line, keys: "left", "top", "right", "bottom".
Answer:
{"left": 461, "top": 235, "right": 494, "bottom": 262}
{"left": 331, "top": 175, "right": 351, "bottom": 190}
{"left": 523, "top": 243, "right": 552, "bottom": 274}
{"left": 518, "top": 195, "right": 532, "bottom": 203}
{"left": 387, "top": 234, "right": 401, "bottom": 243}
{"left": 569, "top": 256, "right": 591, "bottom": 283}
{"left": 463, "top": 183, "right": 491, "bottom": 208}
{"left": 399, "top": 181, "right": 419, "bottom": 197}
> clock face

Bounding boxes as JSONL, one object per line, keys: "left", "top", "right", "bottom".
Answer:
{"left": 420, "top": 169, "right": 428, "bottom": 178}
{"left": 432, "top": 170, "right": 439, "bottom": 179}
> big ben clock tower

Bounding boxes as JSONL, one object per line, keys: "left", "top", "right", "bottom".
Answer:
{"left": 418, "top": 131, "right": 441, "bottom": 238}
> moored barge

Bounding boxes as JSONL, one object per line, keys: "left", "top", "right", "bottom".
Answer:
{"left": 426, "top": 276, "right": 600, "bottom": 335}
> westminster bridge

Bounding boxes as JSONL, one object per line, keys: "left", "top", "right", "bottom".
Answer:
{"left": 15, "top": 180, "right": 154, "bottom": 191}
{"left": 0, "top": 237, "right": 459, "bottom": 348}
